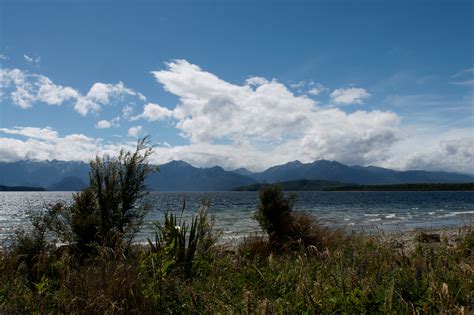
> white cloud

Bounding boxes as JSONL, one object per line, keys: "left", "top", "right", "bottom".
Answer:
{"left": 132, "top": 103, "right": 173, "bottom": 121}
{"left": 122, "top": 104, "right": 134, "bottom": 119}
{"left": 307, "top": 83, "right": 327, "bottom": 96}
{"left": 86, "top": 82, "right": 145, "bottom": 104}
{"left": 245, "top": 76, "right": 269, "bottom": 86}
{"left": 330, "top": 87, "right": 371, "bottom": 105}
{"left": 290, "top": 81, "right": 305, "bottom": 89}
{"left": 152, "top": 60, "right": 317, "bottom": 143}
{"left": 95, "top": 117, "right": 120, "bottom": 129}
{"left": 1, "top": 60, "right": 470, "bottom": 174}
{"left": 128, "top": 126, "right": 143, "bottom": 137}
{"left": 452, "top": 67, "right": 474, "bottom": 78}
{"left": 96, "top": 120, "right": 111, "bottom": 129}
{"left": 0, "top": 126, "right": 58, "bottom": 141}
{"left": 381, "top": 128, "right": 474, "bottom": 174}
{"left": 74, "top": 82, "right": 146, "bottom": 116}
{"left": 24, "top": 54, "right": 40, "bottom": 65}
{"left": 450, "top": 80, "right": 474, "bottom": 87}
{"left": 0, "top": 68, "right": 146, "bottom": 115}
{"left": 450, "top": 68, "right": 474, "bottom": 87}
{"left": 390, "top": 138, "right": 474, "bottom": 174}
{"left": 0, "top": 54, "right": 7, "bottom": 61}
{"left": 0, "top": 127, "right": 135, "bottom": 163}
{"left": 145, "top": 60, "right": 403, "bottom": 169}
{"left": 23, "top": 55, "right": 33, "bottom": 63}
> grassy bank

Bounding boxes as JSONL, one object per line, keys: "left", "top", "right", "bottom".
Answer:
{"left": 1, "top": 221, "right": 472, "bottom": 313}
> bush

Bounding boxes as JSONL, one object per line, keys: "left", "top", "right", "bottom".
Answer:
{"left": 255, "top": 185, "right": 295, "bottom": 247}
{"left": 256, "top": 185, "right": 347, "bottom": 251}
{"left": 146, "top": 199, "right": 217, "bottom": 278}
{"left": 49, "top": 137, "right": 155, "bottom": 251}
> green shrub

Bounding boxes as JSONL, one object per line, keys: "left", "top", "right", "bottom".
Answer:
{"left": 256, "top": 185, "right": 347, "bottom": 251}
{"left": 255, "top": 185, "right": 294, "bottom": 247}
{"left": 43, "top": 137, "right": 155, "bottom": 253}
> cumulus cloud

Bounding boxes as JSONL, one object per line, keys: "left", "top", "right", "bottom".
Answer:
{"left": 330, "top": 87, "right": 371, "bottom": 105}
{"left": 75, "top": 82, "right": 145, "bottom": 116}
{"left": 128, "top": 126, "right": 143, "bottom": 137}
{"left": 0, "top": 127, "right": 136, "bottom": 162}
{"left": 151, "top": 60, "right": 316, "bottom": 143}
{"left": 0, "top": 68, "right": 145, "bottom": 115}
{"left": 2, "top": 60, "right": 470, "bottom": 173}
{"left": 382, "top": 128, "right": 474, "bottom": 174}
{"left": 0, "top": 69, "right": 79, "bottom": 108}
{"left": 392, "top": 138, "right": 474, "bottom": 174}
{"left": 144, "top": 60, "right": 402, "bottom": 169}
{"left": 95, "top": 117, "right": 120, "bottom": 129}
{"left": 245, "top": 76, "right": 269, "bottom": 86}
{"left": 131, "top": 103, "right": 173, "bottom": 121}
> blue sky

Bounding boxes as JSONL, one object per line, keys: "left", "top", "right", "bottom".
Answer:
{"left": 0, "top": 0, "right": 473, "bottom": 173}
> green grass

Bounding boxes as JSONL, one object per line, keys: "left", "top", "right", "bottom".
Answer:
{"left": 1, "top": 225, "right": 472, "bottom": 313}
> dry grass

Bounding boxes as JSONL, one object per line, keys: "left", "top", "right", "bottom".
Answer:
{"left": 1, "top": 226, "right": 472, "bottom": 313}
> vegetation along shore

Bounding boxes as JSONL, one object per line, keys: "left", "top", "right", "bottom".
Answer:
{"left": 1, "top": 139, "right": 472, "bottom": 313}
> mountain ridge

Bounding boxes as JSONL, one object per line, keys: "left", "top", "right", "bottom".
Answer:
{"left": 0, "top": 159, "right": 472, "bottom": 191}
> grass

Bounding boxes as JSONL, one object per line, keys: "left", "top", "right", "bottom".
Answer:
{"left": 1, "top": 221, "right": 472, "bottom": 313}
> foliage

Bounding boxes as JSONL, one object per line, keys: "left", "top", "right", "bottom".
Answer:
{"left": 146, "top": 199, "right": 217, "bottom": 278}
{"left": 1, "top": 223, "right": 472, "bottom": 313}
{"left": 39, "top": 137, "right": 155, "bottom": 253}
{"left": 255, "top": 185, "right": 294, "bottom": 247}
{"left": 86, "top": 136, "right": 155, "bottom": 247}
{"left": 255, "top": 184, "right": 347, "bottom": 251}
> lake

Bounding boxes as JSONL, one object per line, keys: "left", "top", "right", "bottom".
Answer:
{"left": 1, "top": 191, "right": 473, "bottom": 244}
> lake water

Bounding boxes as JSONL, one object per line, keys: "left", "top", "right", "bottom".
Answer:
{"left": 1, "top": 191, "right": 473, "bottom": 244}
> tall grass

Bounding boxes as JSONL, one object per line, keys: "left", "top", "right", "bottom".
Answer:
{"left": 1, "top": 219, "right": 472, "bottom": 313}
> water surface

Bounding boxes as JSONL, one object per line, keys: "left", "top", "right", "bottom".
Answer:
{"left": 1, "top": 191, "right": 473, "bottom": 243}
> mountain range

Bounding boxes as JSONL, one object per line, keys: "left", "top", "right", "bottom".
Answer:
{"left": 0, "top": 159, "right": 472, "bottom": 191}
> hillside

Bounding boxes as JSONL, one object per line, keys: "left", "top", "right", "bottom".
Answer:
{"left": 1, "top": 159, "right": 473, "bottom": 191}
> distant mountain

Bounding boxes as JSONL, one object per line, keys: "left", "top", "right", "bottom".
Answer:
{"left": 231, "top": 167, "right": 257, "bottom": 180}
{"left": 48, "top": 176, "right": 87, "bottom": 191}
{"left": 0, "top": 159, "right": 89, "bottom": 188}
{"left": 0, "top": 159, "right": 472, "bottom": 191}
{"left": 146, "top": 161, "right": 258, "bottom": 191}
{"left": 0, "top": 160, "right": 258, "bottom": 191}
{"left": 239, "top": 160, "right": 474, "bottom": 185}
{"left": 0, "top": 185, "right": 46, "bottom": 191}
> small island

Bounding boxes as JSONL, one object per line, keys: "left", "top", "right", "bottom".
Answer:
{"left": 234, "top": 180, "right": 474, "bottom": 191}
{"left": 0, "top": 185, "right": 46, "bottom": 192}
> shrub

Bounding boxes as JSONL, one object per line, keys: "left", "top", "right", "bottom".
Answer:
{"left": 48, "top": 137, "right": 155, "bottom": 251}
{"left": 255, "top": 185, "right": 295, "bottom": 247}
{"left": 256, "top": 185, "right": 347, "bottom": 251}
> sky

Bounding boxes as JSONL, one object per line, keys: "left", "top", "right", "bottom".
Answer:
{"left": 0, "top": 0, "right": 473, "bottom": 173}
